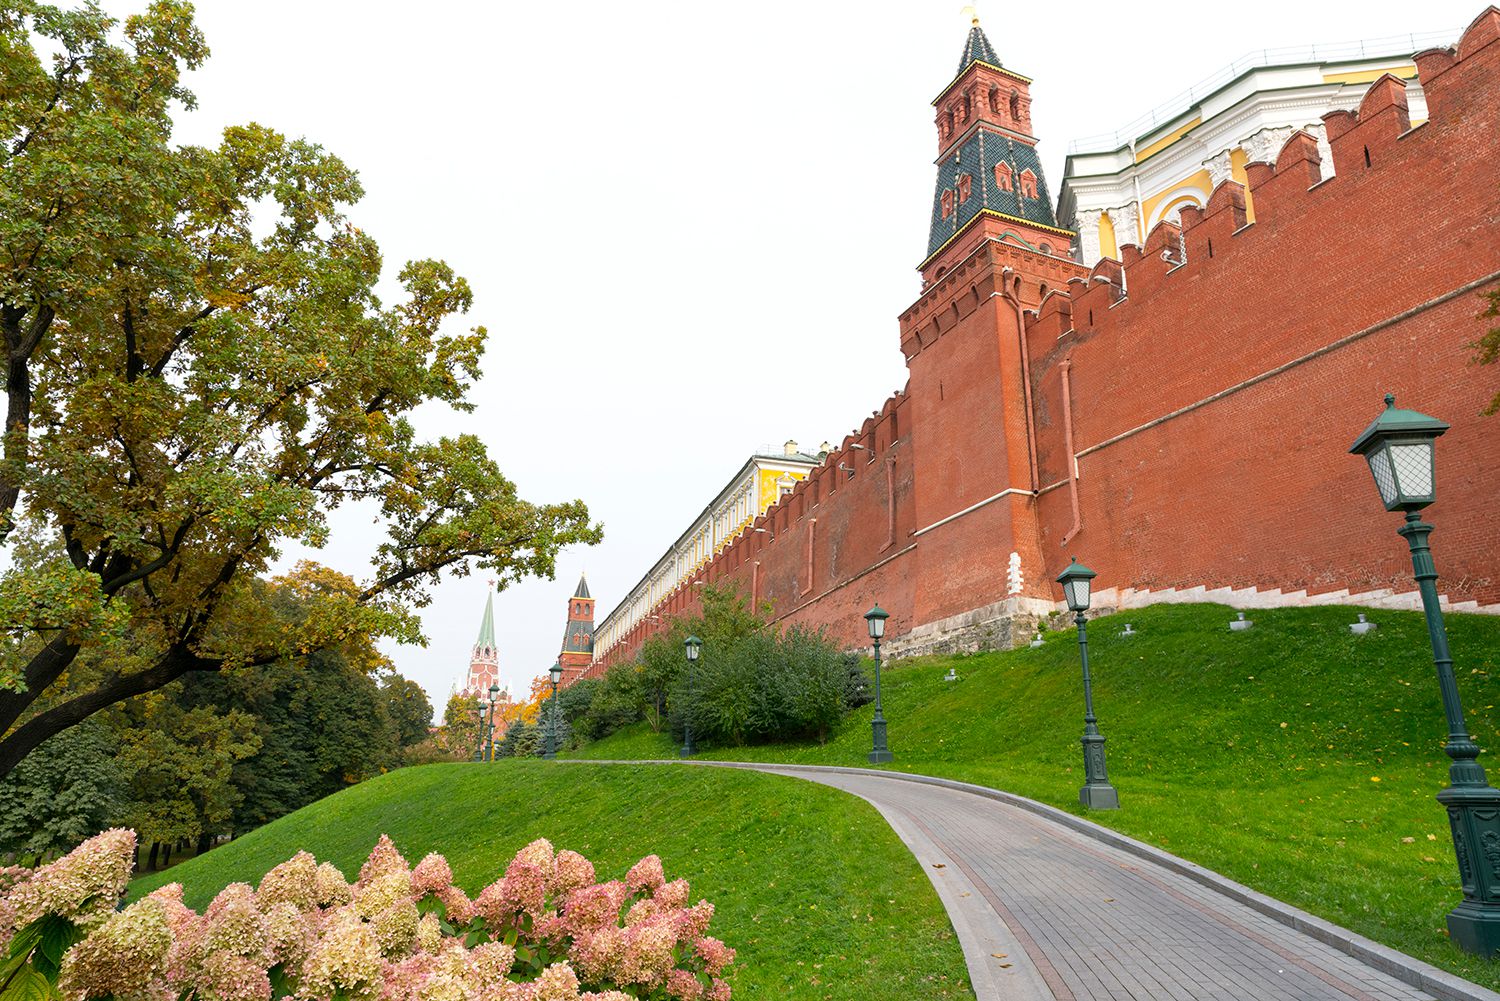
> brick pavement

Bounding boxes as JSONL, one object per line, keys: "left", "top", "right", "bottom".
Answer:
{"left": 756, "top": 766, "right": 1468, "bottom": 1001}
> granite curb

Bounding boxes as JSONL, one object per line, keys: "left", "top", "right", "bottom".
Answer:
{"left": 563, "top": 758, "right": 1500, "bottom": 1001}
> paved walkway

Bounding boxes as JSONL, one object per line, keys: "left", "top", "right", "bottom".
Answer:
{"left": 608, "top": 762, "right": 1500, "bottom": 1001}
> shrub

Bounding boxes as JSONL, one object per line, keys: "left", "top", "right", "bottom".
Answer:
{"left": 680, "top": 626, "right": 851, "bottom": 746}
{"left": 1, "top": 829, "right": 735, "bottom": 999}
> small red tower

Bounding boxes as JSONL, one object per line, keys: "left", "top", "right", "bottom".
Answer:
{"left": 558, "top": 574, "right": 594, "bottom": 686}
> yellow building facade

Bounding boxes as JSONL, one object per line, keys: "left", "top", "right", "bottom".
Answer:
{"left": 1057, "top": 29, "right": 1453, "bottom": 265}
{"left": 592, "top": 442, "right": 825, "bottom": 663}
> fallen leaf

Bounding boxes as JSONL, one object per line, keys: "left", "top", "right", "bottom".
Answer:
{"left": 932, "top": 863, "right": 946, "bottom": 869}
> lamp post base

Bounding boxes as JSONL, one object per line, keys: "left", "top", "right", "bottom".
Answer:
{"left": 869, "top": 715, "right": 893, "bottom": 764}
{"left": 680, "top": 742, "right": 695, "bottom": 758}
{"left": 1080, "top": 782, "right": 1120, "bottom": 810}
{"left": 1437, "top": 783, "right": 1500, "bottom": 955}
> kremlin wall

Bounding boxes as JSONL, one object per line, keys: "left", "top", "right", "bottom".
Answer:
{"left": 587, "top": 8, "right": 1500, "bottom": 674}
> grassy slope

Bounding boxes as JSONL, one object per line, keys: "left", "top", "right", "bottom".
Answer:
{"left": 569, "top": 603, "right": 1500, "bottom": 988}
{"left": 131, "top": 761, "right": 970, "bottom": 1000}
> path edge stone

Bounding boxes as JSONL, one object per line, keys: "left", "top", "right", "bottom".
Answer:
{"left": 567, "top": 758, "right": 1500, "bottom": 1001}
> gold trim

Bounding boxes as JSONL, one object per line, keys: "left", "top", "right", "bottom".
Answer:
{"left": 919, "top": 209, "right": 1075, "bottom": 271}
{"left": 931, "top": 61, "right": 1032, "bottom": 106}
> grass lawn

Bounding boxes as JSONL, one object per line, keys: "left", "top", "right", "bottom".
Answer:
{"left": 131, "top": 760, "right": 971, "bottom": 1000}
{"left": 567, "top": 602, "right": 1500, "bottom": 989}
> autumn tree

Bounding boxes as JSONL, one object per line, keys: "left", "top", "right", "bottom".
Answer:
{"left": 0, "top": 2, "right": 600, "bottom": 776}
{"left": 434, "top": 693, "right": 483, "bottom": 760}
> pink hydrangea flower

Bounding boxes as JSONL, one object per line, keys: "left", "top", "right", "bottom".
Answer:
{"left": 551, "top": 850, "right": 596, "bottom": 895}
{"left": 675, "top": 901, "right": 714, "bottom": 942}
{"left": 256, "top": 850, "right": 319, "bottom": 911}
{"left": 358, "top": 834, "right": 411, "bottom": 889}
{"left": 694, "top": 936, "right": 736, "bottom": 978}
{"left": 666, "top": 968, "right": 705, "bottom": 1000}
{"left": 55, "top": 895, "right": 172, "bottom": 1000}
{"left": 624, "top": 855, "right": 664, "bottom": 894}
{"left": 411, "top": 853, "right": 454, "bottom": 896}
{"left": 9, "top": 828, "right": 135, "bottom": 929}
{"left": 533, "top": 960, "right": 582, "bottom": 1001}
{"left": 706, "top": 978, "right": 731, "bottom": 1001}
{"left": 316, "top": 862, "right": 353, "bottom": 907}
{"left": 654, "top": 878, "right": 690, "bottom": 910}
{"left": 562, "top": 881, "right": 627, "bottom": 936}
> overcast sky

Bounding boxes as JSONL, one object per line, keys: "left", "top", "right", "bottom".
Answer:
{"left": 117, "top": 0, "right": 1480, "bottom": 707}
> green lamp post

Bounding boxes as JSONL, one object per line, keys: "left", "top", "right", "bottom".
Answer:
{"left": 682, "top": 636, "right": 701, "bottom": 758}
{"left": 472, "top": 705, "right": 485, "bottom": 762}
{"left": 1351, "top": 394, "right": 1500, "bottom": 955}
{"left": 485, "top": 683, "right": 499, "bottom": 762}
{"left": 1056, "top": 558, "right": 1119, "bottom": 810}
{"left": 544, "top": 662, "right": 563, "bottom": 760}
{"left": 865, "top": 605, "right": 893, "bottom": 764}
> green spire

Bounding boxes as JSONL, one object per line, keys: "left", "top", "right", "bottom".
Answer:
{"left": 474, "top": 592, "right": 496, "bottom": 650}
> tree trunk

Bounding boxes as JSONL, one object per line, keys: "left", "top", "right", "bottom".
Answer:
{"left": 196, "top": 831, "right": 212, "bottom": 856}
{"left": 148, "top": 842, "right": 160, "bottom": 870}
{"left": 161, "top": 844, "right": 171, "bottom": 868}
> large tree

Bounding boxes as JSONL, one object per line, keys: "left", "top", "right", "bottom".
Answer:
{"left": 0, "top": 2, "right": 600, "bottom": 777}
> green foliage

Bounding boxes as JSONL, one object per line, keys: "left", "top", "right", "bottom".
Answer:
{"left": 0, "top": 0, "right": 600, "bottom": 778}
{"left": 435, "top": 694, "right": 482, "bottom": 760}
{"left": 637, "top": 584, "right": 769, "bottom": 732}
{"left": 1477, "top": 286, "right": 1500, "bottom": 415}
{"left": 110, "top": 690, "right": 261, "bottom": 851}
{"left": 576, "top": 603, "right": 1500, "bottom": 992}
{"left": 184, "top": 642, "right": 422, "bottom": 834}
{"left": 0, "top": 719, "right": 122, "bottom": 860}
{"left": 128, "top": 761, "right": 972, "bottom": 1000}
{"left": 382, "top": 674, "right": 434, "bottom": 748}
{"left": 496, "top": 719, "right": 541, "bottom": 759}
{"left": 574, "top": 663, "right": 644, "bottom": 742}
{"left": 678, "top": 625, "right": 850, "bottom": 746}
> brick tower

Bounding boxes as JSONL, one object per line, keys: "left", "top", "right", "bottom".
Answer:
{"left": 558, "top": 574, "right": 594, "bottom": 685}
{"left": 462, "top": 592, "right": 500, "bottom": 696}
{"left": 900, "top": 13, "right": 1087, "bottom": 646}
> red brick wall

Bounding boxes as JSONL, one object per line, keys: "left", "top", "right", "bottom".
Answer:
{"left": 595, "top": 9, "right": 1500, "bottom": 667}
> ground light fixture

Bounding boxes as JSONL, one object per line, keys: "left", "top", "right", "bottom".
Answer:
{"left": 865, "top": 605, "right": 893, "bottom": 763}
{"left": 1055, "top": 558, "right": 1119, "bottom": 810}
{"left": 1350, "top": 394, "right": 1500, "bottom": 955}
{"left": 544, "top": 662, "right": 563, "bottom": 760}
{"left": 682, "top": 635, "right": 701, "bottom": 758}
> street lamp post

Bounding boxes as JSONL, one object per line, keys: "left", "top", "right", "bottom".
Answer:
{"left": 485, "top": 683, "right": 499, "bottom": 762}
{"left": 682, "top": 636, "right": 701, "bottom": 757}
{"left": 544, "top": 662, "right": 563, "bottom": 760}
{"left": 1351, "top": 394, "right": 1500, "bottom": 955}
{"left": 865, "top": 605, "right": 893, "bottom": 763}
{"left": 1056, "top": 558, "right": 1119, "bottom": 810}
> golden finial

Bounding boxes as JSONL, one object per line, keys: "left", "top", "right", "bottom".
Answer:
{"left": 961, "top": 4, "right": 979, "bottom": 26}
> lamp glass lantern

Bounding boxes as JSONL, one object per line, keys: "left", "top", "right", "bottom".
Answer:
{"left": 864, "top": 605, "right": 888, "bottom": 640}
{"left": 487, "top": 683, "right": 499, "bottom": 703}
{"left": 549, "top": 662, "right": 563, "bottom": 685}
{"left": 1057, "top": 558, "right": 1097, "bottom": 613}
{"left": 684, "top": 635, "right": 702, "bottom": 661}
{"left": 1348, "top": 394, "right": 1449, "bottom": 512}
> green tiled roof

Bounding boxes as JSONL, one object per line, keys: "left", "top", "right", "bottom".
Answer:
{"left": 957, "top": 24, "right": 1000, "bottom": 74}
{"left": 572, "top": 574, "right": 591, "bottom": 600}
{"left": 474, "top": 592, "right": 496, "bottom": 650}
{"left": 927, "top": 130, "right": 1061, "bottom": 257}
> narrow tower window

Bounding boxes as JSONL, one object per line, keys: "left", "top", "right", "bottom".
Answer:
{"left": 957, "top": 173, "right": 972, "bottom": 203}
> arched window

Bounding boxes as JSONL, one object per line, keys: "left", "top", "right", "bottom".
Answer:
{"left": 941, "top": 189, "right": 955, "bottom": 219}
{"left": 1009, "top": 90, "right": 1020, "bottom": 121}
{"left": 994, "top": 162, "right": 1013, "bottom": 192}
{"left": 957, "top": 173, "right": 972, "bottom": 203}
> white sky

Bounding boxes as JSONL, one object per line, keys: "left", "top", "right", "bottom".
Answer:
{"left": 100, "top": 0, "right": 1480, "bottom": 706}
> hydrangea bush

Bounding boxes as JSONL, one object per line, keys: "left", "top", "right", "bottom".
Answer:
{"left": 0, "top": 829, "right": 734, "bottom": 1000}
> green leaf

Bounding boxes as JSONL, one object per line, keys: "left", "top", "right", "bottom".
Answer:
{"left": 0, "top": 965, "right": 58, "bottom": 1001}
{"left": 31, "top": 915, "right": 82, "bottom": 979}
